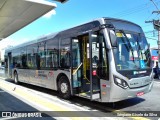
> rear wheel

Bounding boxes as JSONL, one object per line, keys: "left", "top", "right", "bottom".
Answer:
{"left": 58, "top": 76, "right": 71, "bottom": 99}
{"left": 14, "top": 72, "right": 19, "bottom": 84}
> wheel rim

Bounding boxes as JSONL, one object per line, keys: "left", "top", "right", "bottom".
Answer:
{"left": 60, "top": 82, "right": 68, "bottom": 93}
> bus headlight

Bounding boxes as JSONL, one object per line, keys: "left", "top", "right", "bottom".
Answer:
{"left": 114, "top": 77, "right": 129, "bottom": 89}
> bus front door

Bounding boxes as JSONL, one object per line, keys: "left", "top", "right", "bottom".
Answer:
{"left": 71, "top": 33, "right": 101, "bottom": 100}
{"left": 89, "top": 32, "right": 101, "bottom": 100}
{"left": 89, "top": 31, "right": 109, "bottom": 102}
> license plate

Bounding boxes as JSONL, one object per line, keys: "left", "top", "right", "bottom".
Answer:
{"left": 137, "top": 92, "right": 144, "bottom": 96}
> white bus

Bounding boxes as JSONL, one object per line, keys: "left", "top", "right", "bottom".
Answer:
{"left": 4, "top": 18, "right": 154, "bottom": 102}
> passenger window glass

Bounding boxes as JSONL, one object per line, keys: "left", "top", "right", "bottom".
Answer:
{"left": 21, "top": 47, "right": 27, "bottom": 68}
{"left": 38, "top": 42, "right": 46, "bottom": 68}
{"left": 12, "top": 48, "right": 21, "bottom": 68}
{"left": 60, "top": 38, "right": 70, "bottom": 68}
{"left": 72, "top": 39, "right": 81, "bottom": 68}
{"left": 46, "top": 39, "right": 59, "bottom": 68}
{"left": 27, "top": 44, "right": 37, "bottom": 69}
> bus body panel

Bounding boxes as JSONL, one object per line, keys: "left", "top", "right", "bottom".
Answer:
{"left": 13, "top": 68, "right": 70, "bottom": 90}
{"left": 99, "top": 79, "right": 111, "bottom": 102}
{"left": 109, "top": 79, "right": 153, "bottom": 102}
{"left": 4, "top": 17, "right": 153, "bottom": 102}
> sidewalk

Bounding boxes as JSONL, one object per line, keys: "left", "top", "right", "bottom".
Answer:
{"left": 0, "top": 77, "right": 131, "bottom": 120}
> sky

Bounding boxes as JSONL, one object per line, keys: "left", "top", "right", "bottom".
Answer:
{"left": 0, "top": 0, "right": 160, "bottom": 50}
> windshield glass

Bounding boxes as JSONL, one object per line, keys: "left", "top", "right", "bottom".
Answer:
{"left": 113, "top": 31, "right": 151, "bottom": 71}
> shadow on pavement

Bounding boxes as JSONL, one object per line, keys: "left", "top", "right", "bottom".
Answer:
{"left": 0, "top": 88, "right": 55, "bottom": 120}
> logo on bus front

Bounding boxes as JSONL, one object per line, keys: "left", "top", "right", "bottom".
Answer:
{"left": 133, "top": 70, "right": 147, "bottom": 75}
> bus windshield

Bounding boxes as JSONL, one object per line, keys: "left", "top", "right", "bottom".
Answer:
{"left": 113, "top": 31, "right": 151, "bottom": 71}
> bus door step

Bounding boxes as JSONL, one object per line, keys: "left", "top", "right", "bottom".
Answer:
{"left": 92, "top": 93, "right": 100, "bottom": 100}
{"left": 78, "top": 92, "right": 100, "bottom": 100}
{"left": 93, "top": 89, "right": 100, "bottom": 93}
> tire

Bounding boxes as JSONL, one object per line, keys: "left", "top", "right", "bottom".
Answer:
{"left": 14, "top": 72, "right": 19, "bottom": 84}
{"left": 58, "top": 76, "right": 71, "bottom": 99}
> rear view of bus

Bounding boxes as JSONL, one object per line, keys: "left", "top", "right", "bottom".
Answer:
{"left": 105, "top": 18, "right": 153, "bottom": 102}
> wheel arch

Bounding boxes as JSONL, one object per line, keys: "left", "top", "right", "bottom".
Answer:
{"left": 56, "top": 73, "right": 70, "bottom": 90}
{"left": 56, "top": 72, "right": 72, "bottom": 99}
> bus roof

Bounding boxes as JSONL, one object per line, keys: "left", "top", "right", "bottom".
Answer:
{"left": 104, "top": 17, "right": 141, "bottom": 27}
{"left": 0, "top": 0, "right": 56, "bottom": 39}
{"left": 104, "top": 17, "right": 143, "bottom": 33}
{"left": 5, "top": 17, "right": 143, "bottom": 52}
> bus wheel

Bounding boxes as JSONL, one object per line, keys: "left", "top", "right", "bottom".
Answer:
{"left": 14, "top": 72, "right": 19, "bottom": 84}
{"left": 58, "top": 76, "right": 71, "bottom": 99}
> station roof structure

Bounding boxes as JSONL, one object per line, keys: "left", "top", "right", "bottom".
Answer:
{"left": 0, "top": 0, "right": 56, "bottom": 40}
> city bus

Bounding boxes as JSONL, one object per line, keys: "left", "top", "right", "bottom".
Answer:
{"left": 4, "top": 17, "right": 154, "bottom": 102}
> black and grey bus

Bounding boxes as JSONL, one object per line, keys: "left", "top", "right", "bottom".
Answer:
{"left": 4, "top": 18, "right": 154, "bottom": 102}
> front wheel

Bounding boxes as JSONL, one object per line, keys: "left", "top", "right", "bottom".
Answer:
{"left": 14, "top": 72, "right": 19, "bottom": 84}
{"left": 58, "top": 76, "right": 71, "bottom": 99}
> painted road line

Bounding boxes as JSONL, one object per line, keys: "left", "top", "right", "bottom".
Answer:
{"left": 0, "top": 78, "right": 92, "bottom": 112}
{"left": 0, "top": 80, "right": 76, "bottom": 111}
{"left": 0, "top": 78, "right": 151, "bottom": 120}
{"left": 0, "top": 117, "right": 19, "bottom": 120}
{"left": 0, "top": 77, "right": 5, "bottom": 80}
{"left": 0, "top": 79, "right": 125, "bottom": 120}
{"left": 0, "top": 80, "right": 92, "bottom": 120}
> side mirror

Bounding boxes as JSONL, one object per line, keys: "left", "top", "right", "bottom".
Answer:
{"left": 109, "top": 30, "right": 117, "bottom": 47}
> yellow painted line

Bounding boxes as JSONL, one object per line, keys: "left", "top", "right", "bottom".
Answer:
{"left": 0, "top": 80, "right": 90, "bottom": 120}
{"left": 0, "top": 76, "right": 5, "bottom": 80}
{"left": 0, "top": 80, "right": 68, "bottom": 111}
{"left": 0, "top": 79, "right": 150, "bottom": 120}
{"left": 131, "top": 117, "right": 150, "bottom": 120}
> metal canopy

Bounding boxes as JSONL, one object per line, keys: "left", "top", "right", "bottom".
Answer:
{"left": 0, "top": 0, "right": 56, "bottom": 39}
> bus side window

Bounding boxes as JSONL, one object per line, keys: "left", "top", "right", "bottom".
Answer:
{"left": 38, "top": 42, "right": 46, "bottom": 69}
{"left": 60, "top": 50, "right": 70, "bottom": 68}
{"left": 36, "top": 54, "right": 40, "bottom": 69}
{"left": 12, "top": 48, "right": 22, "bottom": 68}
{"left": 27, "top": 43, "right": 37, "bottom": 69}
{"left": 21, "top": 54, "right": 27, "bottom": 68}
{"left": 60, "top": 38, "right": 71, "bottom": 69}
{"left": 46, "top": 39, "right": 59, "bottom": 69}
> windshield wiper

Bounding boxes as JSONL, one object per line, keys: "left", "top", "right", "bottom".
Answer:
{"left": 119, "top": 30, "right": 135, "bottom": 62}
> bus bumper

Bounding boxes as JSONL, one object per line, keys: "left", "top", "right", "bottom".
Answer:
{"left": 107, "top": 81, "right": 153, "bottom": 102}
